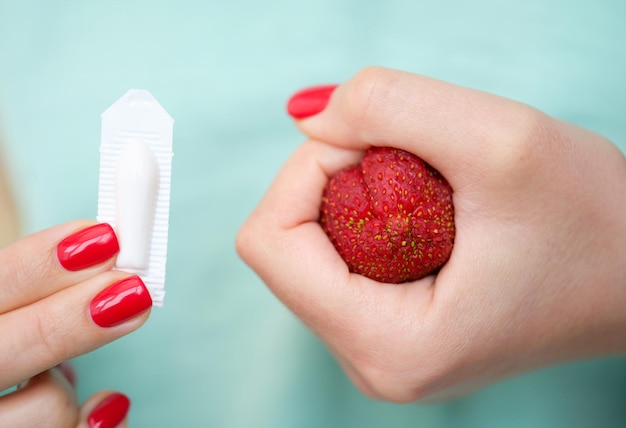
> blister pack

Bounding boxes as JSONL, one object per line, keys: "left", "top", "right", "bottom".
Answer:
{"left": 97, "top": 89, "right": 174, "bottom": 306}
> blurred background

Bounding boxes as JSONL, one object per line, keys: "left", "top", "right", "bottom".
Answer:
{"left": 1, "top": 1, "right": 625, "bottom": 426}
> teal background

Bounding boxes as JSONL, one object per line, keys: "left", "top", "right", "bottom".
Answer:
{"left": 1, "top": 1, "right": 625, "bottom": 426}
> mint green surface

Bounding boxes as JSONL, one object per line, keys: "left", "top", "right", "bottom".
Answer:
{"left": 1, "top": 1, "right": 625, "bottom": 426}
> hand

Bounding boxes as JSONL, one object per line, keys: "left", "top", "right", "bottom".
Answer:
{"left": 0, "top": 220, "right": 151, "bottom": 415}
{"left": 0, "top": 362, "right": 130, "bottom": 427}
{"left": 237, "top": 67, "right": 626, "bottom": 402}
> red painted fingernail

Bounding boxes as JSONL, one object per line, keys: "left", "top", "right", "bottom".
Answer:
{"left": 87, "top": 392, "right": 130, "bottom": 428}
{"left": 90, "top": 276, "right": 152, "bottom": 328}
{"left": 57, "top": 223, "right": 119, "bottom": 271}
{"left": 287, "top": 84, "right": 337, "bottom": 119}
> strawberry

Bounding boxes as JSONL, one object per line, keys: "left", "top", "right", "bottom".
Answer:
{"left": 319, "top": 147, "right": 455, "bottom": 283}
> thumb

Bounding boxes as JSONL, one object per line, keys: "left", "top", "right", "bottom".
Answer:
{"left": 287, "top": 66, "right": 542, "bottom": 186}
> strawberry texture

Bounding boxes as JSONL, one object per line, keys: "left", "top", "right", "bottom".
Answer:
{"left": 319, "top": 147, "right": 455, "bottom": 283}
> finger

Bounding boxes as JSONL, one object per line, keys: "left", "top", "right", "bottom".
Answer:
{"left": 293, "top": 66, "right": 545, "bottom": 184}
{"left": 78, "top": 391, "right": 130, "bottom": 428}
{"left": 0, "top": 367, "right": 79, "bottom": 428}
{"left": 0, "top": 220, "right": 119, "bottom": 314}
{"left": 0, "top": 271, "right": 152, "bottom": 390}
{"left": 238, "top": 139, "right": 356, "bottom": 305}
{"left": 237, "top": 139, "right": 434, "bottom": 347}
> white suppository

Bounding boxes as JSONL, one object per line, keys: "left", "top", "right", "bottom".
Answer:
{"left": 97, "top": 89, "right": 174, "bottom": 307}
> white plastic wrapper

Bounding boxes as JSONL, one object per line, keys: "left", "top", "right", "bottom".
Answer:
{"left": 97, "top": 89, "right": 174, "bottom": 306}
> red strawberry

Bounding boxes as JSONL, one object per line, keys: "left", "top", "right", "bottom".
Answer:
{"left": 319, "top": 147, "right": 455, "bottom": 283}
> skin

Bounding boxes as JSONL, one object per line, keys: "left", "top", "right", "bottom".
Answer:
{"left": 237, "top": 66, "right": 626, "bottom": 403}
{"left": 0, "top": 220, "right": 144, "bottom": 426}
{"left": 0, "top": 368, "right": 129, "bottom": 428}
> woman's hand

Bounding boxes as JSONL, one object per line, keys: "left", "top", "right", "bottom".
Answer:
{"left": 237, "top": 67, "right": 626, "bottom": 402}
{"left": 0, "top": 220, "right": 151, "bottom": 424}
{"left": 0, "top": 362, "right": 130, "bottom": 427}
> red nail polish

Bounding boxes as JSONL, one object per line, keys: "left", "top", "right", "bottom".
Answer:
{"left": 57, "top": 223, "right": 119, "bottom": 271}
{"left": 87, "top": 392, "right": 130, "bottom": 428}
{"left": 90, "top": 276, "right": 152, "bottom": 328}
{"left": 287, "top": 85, "right": 337, "bottom": 119}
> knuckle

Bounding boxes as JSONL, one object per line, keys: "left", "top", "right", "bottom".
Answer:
{"left": 4, "top": 244, "right": 57, "bottom": 304}
{"left": 507, "top": 107, "right": 553, "bottom": 154}
{"left": 343, "top": 66, "right": 402, "bottom": 143}
{"left": 481, "top": 106, "right": 556, "bottom": 182}
{"left": 358, "top": 370, "right": 415, "bottom": 403}
{"left": 33, "top": 306, "right": 70, "bottom": 363}
{"left": 235, "top": 221, "right": 255, "bottom": 265}
{"left": 236, "top": 216, "right": 274, "bottom": 275}
{"left": 349, "top": 348, "right": 453, "bottom": 403}
{"left": 8, "top": 252, "right": 40, "bottom": 293}
{"left": 355, "top": 363, "right": 441, "bottom": 403}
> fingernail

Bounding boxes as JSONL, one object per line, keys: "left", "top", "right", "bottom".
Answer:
{"left": 286, "top": 84, "right": 337, "bottom": 119}
{"left": 57, "top": 223, "right": 119, "bottom": 271}
{"left": 88, "top": 392, "right": 131, "bottom": 428}
{"left": 90, "top": 276, "right": 152, "bottom": 328}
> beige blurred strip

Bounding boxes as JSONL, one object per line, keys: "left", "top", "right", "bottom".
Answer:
{"left": 0, "top": 145, "right": 21, "bottom": 247}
